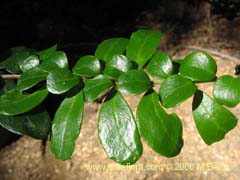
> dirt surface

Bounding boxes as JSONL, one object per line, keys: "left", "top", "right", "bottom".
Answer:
{"left": 0, "top": 3, "right": 240, "bottom": 180}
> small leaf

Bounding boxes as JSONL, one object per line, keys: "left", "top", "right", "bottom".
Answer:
{"left": 0, "top": 89, "right": 48, "bottom": 115}
{"left": 98, "top": 93, "right": 142, "bottom": 165}
{"left": 83, "top": 75, "right": 113, "bottom": 101}
{"left": 72, "top": 55, "right": 101, "bottom": 77}
{"left": 159, "top": 75, "right": 197, "bottom": 108}
{"left": 118, "top": 70, "right": 151, "bottom": 95}
{"left": 146, "top": 52, "right": 173, "bottom": 79}
{"left": 95, "top": 38, "right": 129, "bottom": 62}
{"left": 0, "top": 110, "right": 51, "bottom": 139}
{"left": 192, "top": 91, "right": 238, "bottom": 145}
{"left": 39, "top": 51, "right": 68, "bottom": 73}
{"left": 104, "top": 55, "right": 133, "bottom": 80}
{"left": 18, "top": 68, "right": 47, "bottom": 91}
{"left": 51, "top": 90, "right": 84, "bottom": 160}
{"left": 37, "top": 44, "right": 58, "bottom": 61}
{"left": 136, "top": 92, "right": 183, "bottom": 157}
{"left": 47, "top": 69, "right": 80, "bottom": 94}
{"left": 179, "top": 52, "right": 217, "bottom": 82}
{"left": 213, "top": 75, "right": 240, "bottom": 107}
{"left": 126, "top": 29, "right": 162, "bottom": 68}
{"left": 19, "top": 55, "right": 40, "bottom": 72}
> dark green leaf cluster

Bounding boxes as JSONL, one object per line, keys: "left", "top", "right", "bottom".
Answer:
{"left": 0, "top": 29, "right": 239, "bottom": 165}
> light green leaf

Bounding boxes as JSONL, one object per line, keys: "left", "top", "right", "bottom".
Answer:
{"left": 19, "top": 55, "right": 40, "bottom": 72}
{"left": 213, "top": 75, "right": 240, "bottom": 107}
{"left": 126, "top": 29, "right": 162, "bottom": 68}
{"left": 37, "top": 44, "right": 58, "bottom": 61}
{"left": 51, "top": 91, "right": 84, "bottom": 160}
{"left": 159, "top": 75, "right": 197, "bottom": 108}
{"left": 98, "top": 93, "right": 142, "bottom": 165}
{"left": 192, "top": 91, "right": 238, "bottom": 145}
{"left": 117, "top": 70, "right": 151, "bottom": 95}
{"left": 95, "top": 38, "right": 129, "bottom": 62}
{"left": 83, "top": 75, "right": 113, "bottom": 101}
{"left": 137, "top": 92, "right": 183, "bottom": 157}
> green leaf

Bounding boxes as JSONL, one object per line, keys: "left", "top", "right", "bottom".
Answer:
{"left": 98, "top": 93, "right": 142, "bottom": 165}
{"left": 83, "top": 75, "right": 113, "bottom": 101}
{"left": 213, "top": 75, "right": 240, "bottom": 107}
{"left": 159, "top": 75, "right": 197, "bottom": 108}
{"left": 0, "top": 110, "right": 51, "bottom": 139}
{"left": 47, "top": 69, "right": 80, "bottom": 94}
{"left": 0, "top": 89, "right": 48, "bottom": 115}
{"left": 37, "top": 44, "right": 58, "bottom": 61}
{"left": 72, "top": 55, "right": 101, "bottom": 77}
{"left": 117, "top": 70, "right": 151, "bottom": 95}
{"left": 192, "top": 91, "right": 238, "bottom": 145}
{"left": 179, "top": 52, "right": 217, "bottom": 82}
{"left": 95, "top": 38, "right": 129, "bottom": 62}
{"left": 2, "top": 79, "right": 17, "bottom": 92}
{"left": 18, "top": 68, "right": 47, "bottom": 91}
{"left": 19, "top": 55, "right": 40, "bottom": 72}
{"left": 39, "top": 51, "right": 68, "bottom": 73}
{"left": 51, "top": 90, "right": 84, "bottom": 160}
{"left": 146, "top": 52, "right": 173, "bottom": 79}
{"left": 104, "top": 55, "right": 134, "bottom": 80}
{"left": 136, "top": 92, "right": 183, "bottom": 157}
{"left": 126, "top": 29, "right": 162, "bottom": 68}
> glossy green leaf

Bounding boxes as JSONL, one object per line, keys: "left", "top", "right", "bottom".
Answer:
{"left": 51, "top": 90, "right": 84, "bottom": 160}
{"left": 19, "top": 55, "right": 40, "bottom": 72}
{"left": 37, "top": 44, "right": 58, "bottom": 61}
{"left": 126, "top": 29, "right": 162, "bottom": 68}
{"left": 47, "top": 69, "right": 80, "bottom": 94}
{"left": 179, "top": 52, "right": 217, "bottom": 82}
{"left": 0, "top": 89, "right": 48, "bottom": 115}
{"left": 18, "top": 68, "right": 47, "bottom": 91}
{"left": 98, "top": 93, "right": 142, "bottom": 165}
{"left": 213, "top": 75, "right": 240, "bottom": 107}
{"left": 147, "top": 52, "right": 173, "bottom": 79}
{"left": 72, "top": 55, "right": 101, "bottom": 77}
{"left": 95, "top": 38, "right": 129, "bottom": 62}
{"left": 39, "top": 51, "right": 68, "bottom": 73}
{"left": 159, "top": 75, "right": 197, "bottom": 108}
{"left": 137, "top": 92, "right": 183, "bottom": 157}
{"left": 104, "top": 55, "right": 133, "bottom": 80}
{"left": 192, "top": 91, "right": 238, "bottom": 145}
{"left": 83, "top": 75, "right": 113, "bottom": 101}
{"left": 118, "top": 70, "right": 151, "bottom": 95}
{"left": 0, "top": 110, "right": 51, "bottom": 139}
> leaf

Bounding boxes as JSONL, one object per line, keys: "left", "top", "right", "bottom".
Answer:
{"left": 0, "top": 89, "right": 48, "bottom": 115}
{"left": 0, "top": 110, "right": 51, "bottom": 139}
{"left": 126, "top": 29, "right": 162, "bottom": 68}
{"left": 98, "top": 93, "right": 142, "bottom": 165}
{"left": 95, "top": 38, "right": 129, "bottom": 62}
{"left": 146, "top": 52, "right": 173, "bottom": 79}
{"left": 37, "top": 44, "right": 58, "bottom": 61}
{"left": 39, "top": 51, "right": 68, "bottom": 73}
{"left": 179, "top": 52, "right": 217, "bottom": 82}
{"left": 136, "top": 92, "right": 183, "bottom": 157}
{"left": 47, "top": 69, "right": 80, "bottom": 94}
{"left": 19, "top": 55, "right": 40, "bottom": 72}
{"left": 117, "top": 70, "right": 151, "bottom": 95}
{"left": 104, "top": 55, "right": 134, "bottom": 80}
{"left": 159, "top": 75, "right": 197, "bottom": 108}
{"left": 18, "top": 68, "right": 47, "bottom": 91}
{"left": 51, "top": 90, "right": 84, "bottom": 160}
{"left": 72, "top": 55, "right": 101, "bottom": 77}
{"left": 83, "top": 75, "right": 113, "bottom": 101}
{"left": 213, "top": 75, "right": 240, "bottom": 107}
{"left": 192, "top": 91, "right": 238, "bottom": 145}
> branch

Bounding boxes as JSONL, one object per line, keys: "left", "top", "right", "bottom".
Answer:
{"left": 0, "top": 74, "right": 20, "bottom": 79}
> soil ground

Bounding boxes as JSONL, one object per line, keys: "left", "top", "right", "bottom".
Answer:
{"left": 0, "top": 3, "right": 240, "bottom": 180}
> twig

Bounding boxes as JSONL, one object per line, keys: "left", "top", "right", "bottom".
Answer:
{"left": 172, "top": 45, "right": 240, "bottom": 63}
{"left": 0, "top": 74, "right": 20, "bottom": 79}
